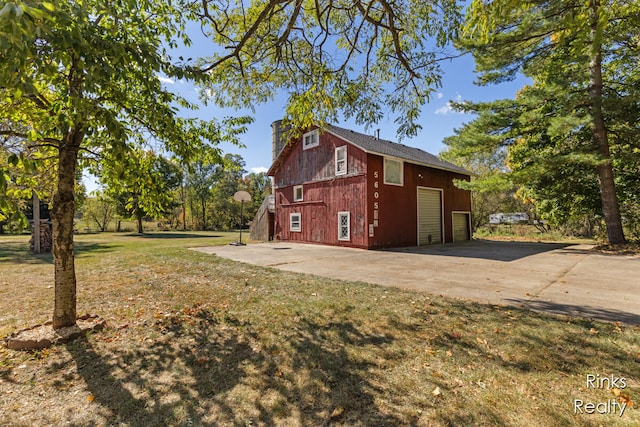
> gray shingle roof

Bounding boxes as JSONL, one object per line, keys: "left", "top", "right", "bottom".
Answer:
{"left": 325, "top": 124, "right": 471, "bottom": 176}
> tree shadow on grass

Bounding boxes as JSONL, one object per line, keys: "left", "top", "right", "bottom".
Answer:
{"left": 0, "top": 241, "right": 116, "bottom": 264}
{"left": 33, "top": 294, "right": 640, "bottom": 426}
{"left": 74, "top": 242, "right": 118, "bottom": 258}
{"left": 0, "top": 239, "right": 53, "bottom": 264}
{"left": 257, "top": 317, "right": 399, "bottom": 426}
{"left": 430, "top": 299, "right": 639, "bottom": 373}
{"left": 59, "top": 313, "right": 252, "bottom": 426}
{"left": 57, "top": 309, "right": 403, "bottom": 426}
{"left": 125, "top": 232, "right": 225, "bottom": 239}
{"left": 407, "top": 299, "right": 640, "bottom": 426}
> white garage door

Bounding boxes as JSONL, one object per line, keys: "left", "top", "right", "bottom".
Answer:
{"left": 453, "top": 212, "right": 470, "bottom": 242}
{"left": 418, "top": 188, "right": 442, "bottom": 245}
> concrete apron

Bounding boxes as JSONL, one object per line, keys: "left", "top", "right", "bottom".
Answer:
{"left": 192, "top": 240, "right": 640, "bottom": 324}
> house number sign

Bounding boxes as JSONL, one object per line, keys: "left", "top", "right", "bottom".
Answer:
{"left": 372, "top": 171, "right": 380, "bottom": 230}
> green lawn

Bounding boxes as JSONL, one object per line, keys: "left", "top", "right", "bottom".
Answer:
{"left": 0, "top": 232, "right": 638, "bottom": 426}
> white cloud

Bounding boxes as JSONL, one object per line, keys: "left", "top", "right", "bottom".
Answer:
{"left": 158, "top": 76, "right": 175, "bottom": 85}
{"left": 436, "top": 92, "right": 444, "bottom": 99}
{"left": 250, "top": 166, "right": 269, "bottom": 174}
{"left": 435, "top": 103, "right": 454, "bottom": 115}
{"left": 434, "top": 94, "right": 463, "bottom": 115}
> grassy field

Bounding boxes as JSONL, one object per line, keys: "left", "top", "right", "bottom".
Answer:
{"left": 0, "top": 232, "right": 639, "bottom": 426}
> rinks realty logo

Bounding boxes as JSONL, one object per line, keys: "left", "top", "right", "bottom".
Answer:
{"left": 574, "top": 374, "right": 631, "bottom": 417}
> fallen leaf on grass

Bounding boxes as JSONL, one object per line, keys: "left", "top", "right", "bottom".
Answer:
{"left": 588, "top": 328, "right": 599, "bottom": 335}
{"left": 476, "top": 337, "right": 488, "bottom": 346}
{"left": 87, "top": 394, "right": 95, "bottom": 403}
{"left": 196, "top": 357, "right": 209, "bottom": 365}
{"left": 432, "top": 387, "right": 441, "bottom": 397}
{"left": 612, "top": 388, "right": 633, "bottom": 407}
{"left": 330, "top": 406, "right": 344, "bottom": 418}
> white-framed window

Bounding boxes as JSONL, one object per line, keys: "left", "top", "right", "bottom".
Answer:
{"left": 335, "top": 145, "right": 347, "bottom": 176}
{"left": 384, "top": 157, "right": 403, "bottom": 186}
{"left": 338, "top": 211, "right": 350, "bottom": 241}
{"left": 303, "top": 129, "right": 319, "bottom": 150}
{"left": 293, "top": 185, "right": 303, "bottom": 202}
{"left": 290, "top": 213, "right": 301, "bottom": 232}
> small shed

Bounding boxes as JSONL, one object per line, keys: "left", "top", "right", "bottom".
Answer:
{"left": 249, "top": 194, "right": 275, "bottom": 241}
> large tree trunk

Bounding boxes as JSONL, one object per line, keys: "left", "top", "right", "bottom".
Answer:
{"left": 137, "top": 214, "right": 143, "bottom": 234}
{"left": 51, "top": 131, "right": 82, "bottom": 328}
{"left": 589, "top": 0, "right": 626, "bottom": 245}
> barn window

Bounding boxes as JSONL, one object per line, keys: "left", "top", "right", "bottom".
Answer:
{"left": 303, "top": 129, "right": 319, "bottom": 149}
{"left": 290, "top": 213, "right": 301, "bottom": 232}
{"left": 384, "top": 157, "right": 403, "bottom": 186}
{"left": 293, "top": 185, "right": 303, "bottom": 202}
{"left": 335, "top": 146, "right": 347, "bottom": 176}
{"left": 338, "top": 211, "right": 350, "bottom": 241}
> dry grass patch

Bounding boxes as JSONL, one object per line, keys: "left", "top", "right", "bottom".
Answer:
{"left": 592, "top": 243, "right": 640, "bottom": 257}
{"left": 1, "top": 232, "right": 639, "bottom": 426}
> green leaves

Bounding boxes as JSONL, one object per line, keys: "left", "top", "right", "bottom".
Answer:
{"left": 193, "top": 0, "right": 463, "bottom": 139}
{"left": 1, "top": 0, "right": 250, "bottom": 190}
{"left": 7, "top": 153, "right": 18, "bottom": 166}
{"left": 453, "top": 0, "right": 640, "bottom": 241}
{"left": 99, "top": 150, "right": 183, "bottom": 226}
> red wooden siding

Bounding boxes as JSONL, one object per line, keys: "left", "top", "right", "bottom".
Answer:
{"left": 366, "top": 153, "right": 471, "bottom": 248}
{"left": 273, "top": 128, "right": 367, "bottom": 188}
{"left": 272, "top": 129, "right": 369, "bottom": 248}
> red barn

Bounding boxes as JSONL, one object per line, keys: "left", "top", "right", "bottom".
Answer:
{"left": 266, "top": 122, "right": 472, "bottom": 249}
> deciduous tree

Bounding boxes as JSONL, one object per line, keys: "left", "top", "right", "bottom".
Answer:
{"left": 81, "top": 193, "right": 114, "bottom": 232}
{"left": 100, "top": 151, "right": 183, "bottom": 234}
{"left": 0, "top": 1, "right": 249, "bottom": 328}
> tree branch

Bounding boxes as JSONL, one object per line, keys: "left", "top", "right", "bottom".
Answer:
{"left": 200, "top": 0, "right": 288, "bottom": 73}
{"left": 0, "top": 130, "right": 62, "bottom": 147}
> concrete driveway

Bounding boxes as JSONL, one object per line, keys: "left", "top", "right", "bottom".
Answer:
{"left": 192, "top": 240, "right": 640, "bottom": 324}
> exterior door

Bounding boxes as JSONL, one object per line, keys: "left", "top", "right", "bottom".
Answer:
{"left": 453, "top": 212, "right": 470, "bottom": 242}
{"left": 418, "top": 188, "right": 442, "bottom": 245}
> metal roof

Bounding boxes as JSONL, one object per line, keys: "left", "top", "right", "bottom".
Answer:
{"left": 325, "top": 124, "right": 471, "bottom": 176}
